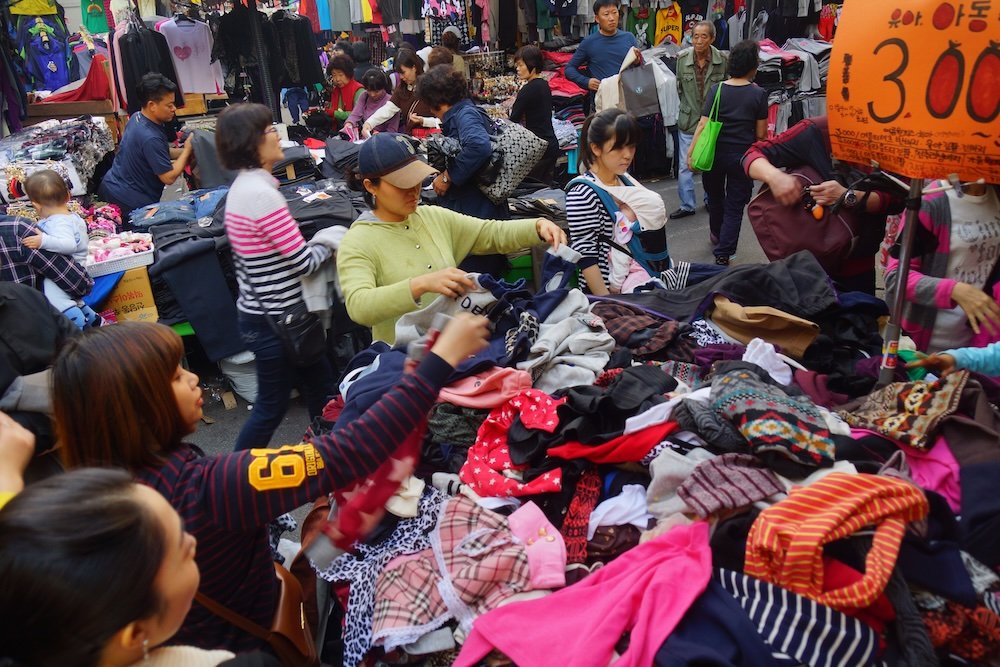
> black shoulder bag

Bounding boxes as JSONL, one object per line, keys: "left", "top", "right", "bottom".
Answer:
{"left": 237, "top": 256, "right": 327, "bottom": 368}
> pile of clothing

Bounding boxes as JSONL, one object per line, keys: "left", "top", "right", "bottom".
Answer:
{"left": 0, "top": 116, "right": 114, "bottom": 190}
{"left": 307, "top": 248, "right": 1000, "bottom": 667}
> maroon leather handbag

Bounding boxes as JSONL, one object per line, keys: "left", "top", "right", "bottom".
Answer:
{"left": 747, "top": 165, "right": 862, "bottom": 274}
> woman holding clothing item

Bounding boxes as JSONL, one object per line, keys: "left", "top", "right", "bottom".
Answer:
{"left": 338, "top": 132, "right": 566, "bottom": 344}
{"left": 218, "top": 103, "right": 335, "bottom": 451}
{"left": 688, "top": 39, "right": 768, "bottom": 265}
{"left": 361, "top": 48, "right": 439, "bottom": 138}
{"left": 49, "top": 316, "right": 491, "bottom": 654}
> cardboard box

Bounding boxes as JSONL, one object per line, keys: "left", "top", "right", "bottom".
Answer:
{"left": 107, "top": 267, "right": 158, "bottom": 323}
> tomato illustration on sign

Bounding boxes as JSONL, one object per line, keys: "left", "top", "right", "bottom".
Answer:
{"left": 927, "top": 40, "right": 965, "bottom": 118}
{"left": 967, "top": 41, "right": 1000, "bottom": 122}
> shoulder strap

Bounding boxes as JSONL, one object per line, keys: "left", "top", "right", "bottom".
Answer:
{"left": 195, "top": 591, "right": 271, "bottom": 642}
{"left": 709, "top": 83, "right": 722, "bottom": 121}
{"left": 567, "top": 176, "right": 619, "bottom": 216}
{"left": 232, "top": 252, "right": 283, "bottom": 336}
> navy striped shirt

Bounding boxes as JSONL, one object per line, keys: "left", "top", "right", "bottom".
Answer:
{"left": 134, "top": 353, "right": 453, "bottom": 651}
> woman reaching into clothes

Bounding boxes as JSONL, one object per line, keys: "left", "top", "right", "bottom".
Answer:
{"left": 49, "top": 315, "right": 491, "bottom": 654}
{"left": 337, "top": 132, "right": 566, "bottom": 345}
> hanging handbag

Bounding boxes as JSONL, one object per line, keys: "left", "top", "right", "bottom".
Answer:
{"left": 689, "top": 83, "right": 723, "bottom": 172}
{"left": 238, "top": 257, "right": 327, "bottom": 368}
{"left": 424, "top": 133, "right": 503, "bottom": 186}
{"left": 746, "top": 165, "right": 862, "bottom": 274}
{"left": 619, "top": 63, "right": 661, "bottom": 118}
{"left": 479, "top": 118, "right": 548, "bottom": 204}
{"left": 195, "top": 562, "right": 319, "bottom": 667}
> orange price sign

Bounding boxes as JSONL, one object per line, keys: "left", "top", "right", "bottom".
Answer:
{"left": 828, "top": 0, "right": 1000, "bottom": 183}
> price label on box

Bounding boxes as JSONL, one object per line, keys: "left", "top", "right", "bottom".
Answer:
{"left": 828, "top": 0, "right": 1000, "bottom": 182}
{"left": 107, "top": 267, "right": 159, "bottom": 323}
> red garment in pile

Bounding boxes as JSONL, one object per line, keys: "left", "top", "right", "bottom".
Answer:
{"left": 459, "top": 389, "right": 566, "bottom": 497}
{"left": 548, "top": 69, "right": 587, "bottom": 97}
{"left": 547, "top": 421, "right": 678, "bottom": 464}
{"left": 327, "top": 424, "right": 423, "bottom": 550}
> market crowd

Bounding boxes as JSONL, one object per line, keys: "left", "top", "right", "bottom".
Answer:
{"left": 1, "top": 1, "right": 999, "bottom": 666}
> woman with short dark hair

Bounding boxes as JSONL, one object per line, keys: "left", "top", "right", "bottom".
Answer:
{"left": 326, "top": 53, "right": 363, "bottom": 132}
{"left": 417, "top": 65, "right": 507, "bottom": 224}
{"left": 511, "top": 45, "right": 559, "bottom": 185}
{"left": 361, "top": 48, "right": 439, "bottom": 138}
{"left": 216, "top": 103, "right": 335, "bottom": 451}
{"left": 687, "top": 39, "right": 767, "bottom": 265}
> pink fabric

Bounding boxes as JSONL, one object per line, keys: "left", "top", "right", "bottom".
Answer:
{"left": 620, "top": 260, "right": 654, "bottom": 294}
{"left": 454, "top": 522, "right": 712, "bottom": 667}
{"left": 758, "top": 39, "right": 801, "bottom": 66}
{"left": 438, "top": 368, "right": 533, "bottom": 409}
{"left": 507, "top": 502, "right": 566, "bottom": 589}
{"left": 476, "top": 0, "right": 490, "bottom": 43}
{"left": 903, "top": 435, "right": 962, "bottom": 513}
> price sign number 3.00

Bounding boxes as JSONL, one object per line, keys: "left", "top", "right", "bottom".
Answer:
{"left": 829, "top": 0, "right": 1000, "bottom": 183}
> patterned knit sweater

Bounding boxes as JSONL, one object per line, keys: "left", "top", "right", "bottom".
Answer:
{"left": 224, "top": 168, "right": 331, "bottom": 316}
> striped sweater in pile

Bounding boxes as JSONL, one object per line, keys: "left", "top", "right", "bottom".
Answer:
{"left": 744, "top": 472, "right": 928, "bottom": 611}
{"left": 223, "top": 168, "right": 331, "bottom": 316}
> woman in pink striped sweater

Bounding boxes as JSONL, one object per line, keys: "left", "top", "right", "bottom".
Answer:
{"left": 218, "top": 104, "right": 336, "bottom": 451}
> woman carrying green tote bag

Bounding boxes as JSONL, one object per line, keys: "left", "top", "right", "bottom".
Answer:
{"left": 685, "top": 40, "right": 768, "bottom": 265}
{"left": 689, "top": 83, "right": 723, "bottom": 172}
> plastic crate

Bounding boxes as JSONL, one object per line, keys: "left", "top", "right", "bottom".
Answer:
{"left": 86, "top": 249, "right": 154, "bottom": 277}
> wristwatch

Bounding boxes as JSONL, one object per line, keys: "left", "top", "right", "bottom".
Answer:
{"left": 844, "top": 188, "right": 858, "bottom": 207}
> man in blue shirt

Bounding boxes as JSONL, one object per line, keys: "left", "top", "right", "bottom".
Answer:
{"left": 565, "top": 0, "right": 640, "bottom": 115}
{"left": 98, "top": 74, "right": 193, "bottom": 220}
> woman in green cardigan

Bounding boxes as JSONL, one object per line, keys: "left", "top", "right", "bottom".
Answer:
{"left": 337, "top": 133, "right": 566, "bottom": 344}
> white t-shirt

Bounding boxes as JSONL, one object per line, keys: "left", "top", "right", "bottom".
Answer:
{"left": 929, "top": 186, "right": 1000, "bottom": 351}
{"left": 158, "top": 19, "right": 225, "bottom": 94}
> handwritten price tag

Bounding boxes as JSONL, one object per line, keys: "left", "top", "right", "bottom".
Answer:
{"left": 828, "top": 0, "right": 999, "bottom": 182}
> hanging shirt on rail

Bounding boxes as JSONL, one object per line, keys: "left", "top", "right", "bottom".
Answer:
{"left": 157, "top": 18, "right": 224, "bottom": 94}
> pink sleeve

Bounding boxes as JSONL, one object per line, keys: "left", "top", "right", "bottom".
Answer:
{"left": 256, "top": 206, "right": 306, "bottom": 257}
{"left": 884, "top": 209, "right": 957, "bottom": 309}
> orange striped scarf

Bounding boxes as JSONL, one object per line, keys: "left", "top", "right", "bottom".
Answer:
{"left": 744, "top": 472, "right": 928, "bottom": 610}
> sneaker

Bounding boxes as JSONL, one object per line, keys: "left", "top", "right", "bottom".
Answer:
{"left": 715, "top": 255, "right": 730, "bottom": 266}
{"left": 669, "top": 207, "right": 696, "bottom": 220}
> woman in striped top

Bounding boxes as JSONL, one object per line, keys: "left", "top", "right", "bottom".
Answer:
{"left": 565, "top": 109, "right": 642, "bottom": 295}
{"left": 218, "top": 103, "right": 334, "bottom": 451}
{"left": 50, "top": 318, "right": 491, "bottom": 653}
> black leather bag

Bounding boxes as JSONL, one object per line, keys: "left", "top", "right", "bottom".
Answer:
{"left": 239, "top": 259, "right": 327, "bottom": 368}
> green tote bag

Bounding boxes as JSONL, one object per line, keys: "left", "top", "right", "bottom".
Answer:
{"left": 690, "top": 83, "right": 723, "bottom": 172}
